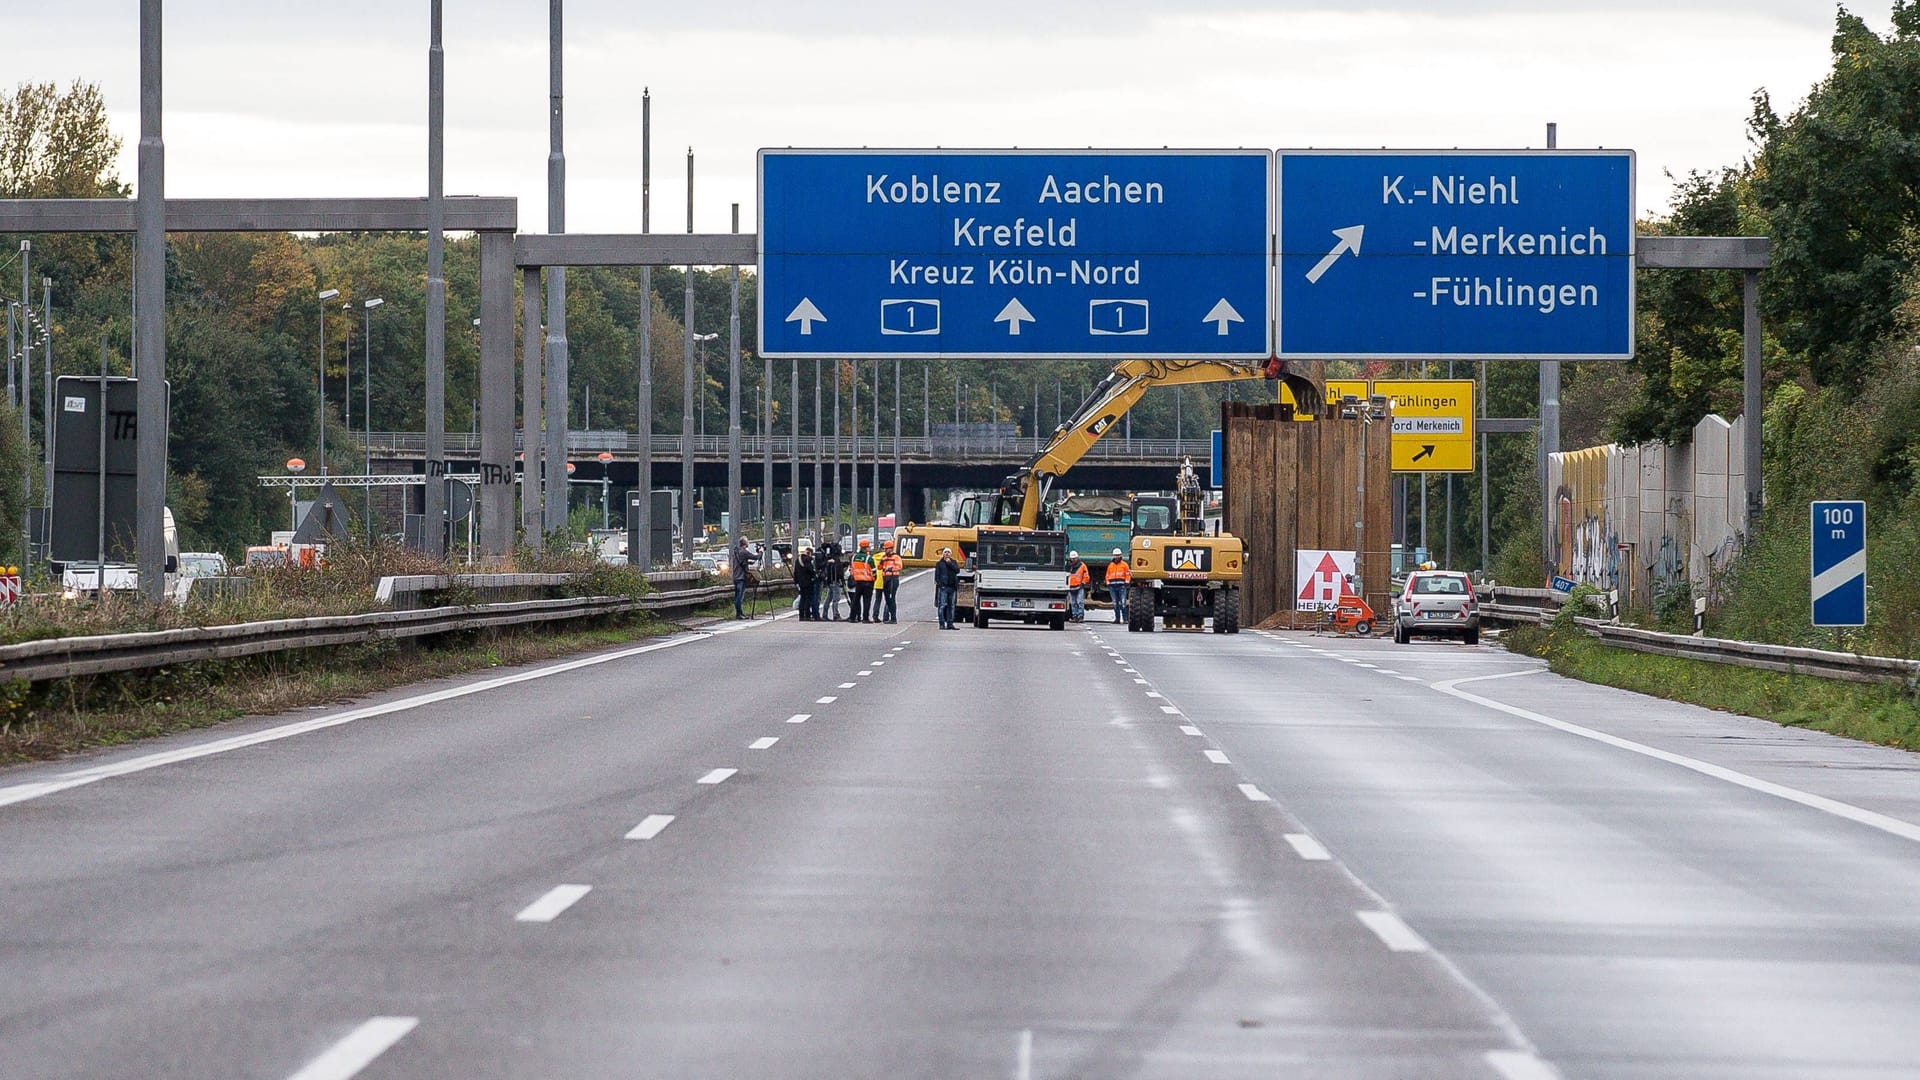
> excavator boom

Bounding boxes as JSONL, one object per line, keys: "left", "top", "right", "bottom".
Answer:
{"left": 1010, "top": 357, "right": 1321, "bottom": 528}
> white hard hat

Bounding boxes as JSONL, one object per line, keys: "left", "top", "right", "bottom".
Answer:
{"left": 1112, "top": 548, "right": 1124, "bottom": 556}
{"left": 1068, "top": 550, "right": 1079, "bottom": 559}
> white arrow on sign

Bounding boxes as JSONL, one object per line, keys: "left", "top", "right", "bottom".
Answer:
{"left": 785, "top": 297, "right": 827, "bottom": 335}
{"left": 1304, "top": 225, "right": 1365, "bottom": 284}
{"left": 994, "top": 297, "right": 1036, "bottom": 335}
{"left": 1202, "top": 298, "right": 1243, "bottom": 336}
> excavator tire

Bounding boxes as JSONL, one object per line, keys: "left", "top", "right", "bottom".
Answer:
{"left": 1216, "top": 586, "right": 1241, "bottom": 635}
{"left": 1130, "top": 585, "right": 1157, "bottom": 633}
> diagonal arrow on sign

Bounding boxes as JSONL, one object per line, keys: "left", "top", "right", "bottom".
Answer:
{"left": 1410, "top": 445, "right": 1435, "bottom": 463}
{"left": 1304, "top": 225, "right": 1364, "bottom": 284}
{"left": 785, "top": 298, "right": 826, "bottom": 335}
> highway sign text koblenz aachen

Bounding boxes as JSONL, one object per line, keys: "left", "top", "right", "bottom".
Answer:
{"left": 758, "top": 149, "right": 1273, "bottom": 360}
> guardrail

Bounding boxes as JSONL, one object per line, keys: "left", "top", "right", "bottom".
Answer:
{"left": 0, "top": 572, "right": 781, "bottom": 686}
{"left": 1477, "top": 585, "right": 1920, "bottom": 687}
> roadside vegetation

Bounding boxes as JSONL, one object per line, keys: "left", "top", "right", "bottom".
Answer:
{"left": 1502, "top": 597, "right": 1920, "bottom": 752}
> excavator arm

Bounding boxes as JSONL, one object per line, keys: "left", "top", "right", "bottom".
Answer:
{"left": 1007, "top": 357, "right": 1322, "bottom": 528}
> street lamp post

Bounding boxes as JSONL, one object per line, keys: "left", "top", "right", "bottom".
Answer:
{"left": 597, "top": 450, "right": 614, "bottom": 529}
{"left": 362, "top": 298, "right": 384, "bottom": 543}
{"left": 317, "top": 288, "right": 340, "bottom": 475}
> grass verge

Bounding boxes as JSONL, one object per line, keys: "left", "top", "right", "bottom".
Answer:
{"left": 1502, "top": 622, "right": 1920, "bottom": 752}
{"left": 0, "top": 610, "right": 689, "bottom": 765}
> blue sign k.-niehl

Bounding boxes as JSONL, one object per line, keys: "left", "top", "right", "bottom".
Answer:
{"left": 1276, "top": 150, "right": 1634, "bottom": 359}
{"left": 759, "top": 150, "right": 1271, "bottom": 359}
{"left": 1811, "top": 500, "right": 1867, "bottom": 627}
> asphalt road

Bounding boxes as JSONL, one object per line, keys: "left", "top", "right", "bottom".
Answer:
{"left": 2, "top": 573, "right": 1918, "bottom": 1079}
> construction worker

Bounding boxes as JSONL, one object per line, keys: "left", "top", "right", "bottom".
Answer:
{"left": 933, "top": 546, "right": 960, "bottom": 629}
{"left": 1105, "top": 547, "right": 1131, "bottom": 624}
{"left": 848, "top": 538, "right": 877, "bottom": 622}
{"left": 879, "top": 540, "right": 904, "bottom": 624}
{"left": 1066, "top": 549, "right": 1089, "bottom": 622}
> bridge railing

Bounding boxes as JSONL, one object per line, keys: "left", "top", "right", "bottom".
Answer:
{"left": 361, "top": 432, "right": 1217, "bottom": 462}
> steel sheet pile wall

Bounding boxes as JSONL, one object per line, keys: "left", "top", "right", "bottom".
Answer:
{"left": 1221, "top": 401, "right": 1392, "bottom": 627}
{"left": 1547, "top": 413, "right": 1747, "bottom": 608}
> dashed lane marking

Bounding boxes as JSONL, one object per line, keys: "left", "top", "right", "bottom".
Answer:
{"left": 838, "top": 682, "right": 858, "bottom": 688}
{"left": 285, "top": 1017, "right": 418, "bottom": 1080}
{"left": 1283, "top": 833, "right": 1332, "bottom": 861}
{"left": 749, "top": 737, "right": 779, "bottom": 750}
{"left": 515, "top": 884, "right": 592, "bottom": 923}
{"left": 816, "top": 696, "right": 838, "bottom": 704}
{"left": 1179, "top": 726, "right": 1203, "bottom": 736}
{"left": 858, "top": 670, "right": 873, "bottom": 676}
{"left": 786, "top": 714, "right": 811, "bottom": 724}
{"left": 1203, "top": 749, "right": 1231, "bottom": 764}
{"left": 697, "top": 768, "right": 737, "bottom": 785}
{"left": 625, "top": 815, "right": 675, "bottom": 840}
{"left": 1159, "top": 706, "right": 1182, "bottom": 715}
{"left": 1238, "top": 783, "right": 1271, "bottom": 802}
{"left": 1356, "top": 910, "right": 1430, "bottom": 953}
{"left": 1146, "top": 691, "right": 1164, "bottom": 699}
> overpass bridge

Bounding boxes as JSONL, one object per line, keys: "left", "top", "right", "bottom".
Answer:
{"left": 365, "top": 430, "right": 1217, "bottom": 522}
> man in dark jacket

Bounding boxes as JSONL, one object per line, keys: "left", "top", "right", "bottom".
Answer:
{"left": 730, "top": 537, "right": 757, "bottom": 619}
{"left": 794, "top": 546, "right": 818, "bottom": 620}
{"left": 933, "top": 547, "right": 961, "bottom": 629}
{"left": 818, "top": 537, "right": 844, "bottom": 621}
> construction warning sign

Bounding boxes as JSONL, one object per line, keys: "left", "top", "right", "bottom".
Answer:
{"left": 1372, "top": 379, "right": 1475, "bottom": 473}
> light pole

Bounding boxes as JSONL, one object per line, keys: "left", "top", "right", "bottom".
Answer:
{"left": 691, "top": 331, "right": 718, "bottom": 438}
{"left": 597, "top": 450, "right": 613, "bottom": 529}
{"left": 362, "top": 297, "right": 384, "bottom": 543}
{"left": 317, "top": 288, "right": 339, "bottom": 475}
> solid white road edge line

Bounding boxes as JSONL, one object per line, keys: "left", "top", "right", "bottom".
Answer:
{"left": 515, "top": 884, "right": 592, "bottom": 923}
{"left": 749, "top": 737, "right": 779, "bottom": 750}
{"left": 1485, "top": 1049, "right": 1564, "bottom": 1080}
{"left": 1283, "top": 833, "right": 1332, "bottom": 861}
{"left": 285, "top": 1016, "right": 419, "bottom": 1080}
{"left": 1436, "top": 668, "right": 1920, "bottom": 845}
{"left": 697, "top": 768, "right": 738, "bottom": 785}
{"left": 0, "top": 628, "right": 727, "bottom": 811}
{"left": 625, "top": 814, "right": 675, "bottom": 840}
{"left": 1356, "top": 910, "right": 1430, "bottom": 953}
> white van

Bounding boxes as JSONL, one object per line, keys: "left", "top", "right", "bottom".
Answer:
{"left": 60, "top": 507, "right": 180, "bottom": 598}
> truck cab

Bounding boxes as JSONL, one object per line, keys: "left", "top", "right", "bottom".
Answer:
{"left": 970, "top": 527, "right": 1070, "bottom": 630}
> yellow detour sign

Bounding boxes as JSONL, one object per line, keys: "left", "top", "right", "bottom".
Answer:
{"left": 1373, "top": 379, "right": 1475, "bottom": 473}
{"left": 1324, "top": 379, "right": 1369, "bottom": 408}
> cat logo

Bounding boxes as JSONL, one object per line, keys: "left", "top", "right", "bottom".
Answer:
{"left": 1165, "top": 546, "right": 1211, "bottom": 574}
{"left": 1086, "top": 414, "right": 1117, "bottom": 437}
{"left": 897, "top": 535, "right": 923, "bottom": 560}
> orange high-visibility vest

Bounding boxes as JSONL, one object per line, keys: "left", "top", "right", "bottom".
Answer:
{"left": 880, "top": 554, "right": 903, "bottom": 576}
{"left": 1105, "top": 559, "right": 1132, "bottom": 584}
{"left": 850, "top": 555, "right": 875, "bottom": 582}
{"left": 1069, "top": 563, "right": 1090, "bottom": 588}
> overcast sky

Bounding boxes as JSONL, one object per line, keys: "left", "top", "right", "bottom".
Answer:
{"left": 3, "top": 2, "right": 1873, "bottom": 232}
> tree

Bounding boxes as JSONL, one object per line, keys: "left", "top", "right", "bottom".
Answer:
{"left": 0, "top": 81, "right": 124, "bottom": 200}
{"left": 1750, "top": 4, "right": 1920, "bottom": 388}
{"left": 1612, "top": 169, "right": 1756, "bottom": 444}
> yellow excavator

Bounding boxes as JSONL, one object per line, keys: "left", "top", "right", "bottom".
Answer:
{"left": 895, "top": 356, "right": 1323, "bottom": 568}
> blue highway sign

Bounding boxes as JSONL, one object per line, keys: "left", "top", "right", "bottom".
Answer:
{"left": 759, "top": 150, "right": 1272, "bottom": 359}
{"left": 1811, "top": 499, "right": 1866, "bottom": 627}
{"left": 1276, "top": 150, "right": 1634, "bottom": 360}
